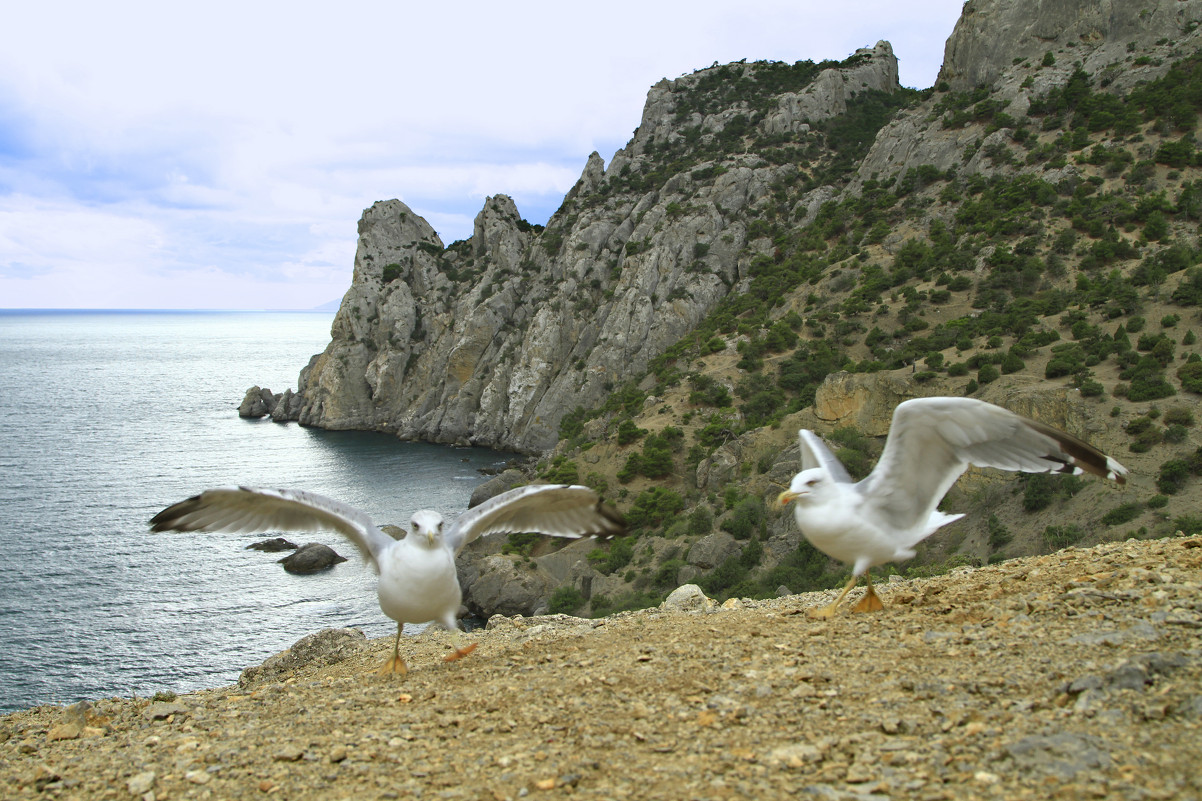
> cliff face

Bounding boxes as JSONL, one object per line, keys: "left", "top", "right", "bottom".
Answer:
{"left": 851, "top": 0, "right": 1202, "bottom": 192}
{"left": 270, "top": 42, "right": 902, "bottom": 452}
{"left": 259, "top": 0, "right": 1201, "bottom": 460}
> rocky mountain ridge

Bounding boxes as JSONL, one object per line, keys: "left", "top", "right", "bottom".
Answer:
{"left": 253, "top": 41, "right": 904, "bottom": 452}
{"left": 246, "top": 0, "right": 1202, "bottom": 618}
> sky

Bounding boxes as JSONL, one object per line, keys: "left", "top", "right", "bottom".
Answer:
{"left": 0, "top": 1, "right": 966, "bottom": 310}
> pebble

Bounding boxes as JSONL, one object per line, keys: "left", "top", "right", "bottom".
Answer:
{"left": 126, "top": 771, "right": 156, "bottom": 795}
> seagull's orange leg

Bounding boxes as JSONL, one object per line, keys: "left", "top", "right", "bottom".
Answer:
{"left": 378, "top": 623, "right": 408, "bottom": 676}
{"left": 853, "top": 572, "right": 885, "bottom": 613}
{"left": 808, "top": 575, "right": 860, "bottom": 618}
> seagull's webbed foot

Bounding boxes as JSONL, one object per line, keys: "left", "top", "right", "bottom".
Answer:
{"left": 377, "top": 624, "right": 409, "bottom": 676}
{"left": 807, "top": 575, "right": 860, "bottom": 619}
{"left": 443, "top": 628, "right": 479, "bottom": 663}
{"left": 853, "top": 573, "right": 885, "bottom": 613}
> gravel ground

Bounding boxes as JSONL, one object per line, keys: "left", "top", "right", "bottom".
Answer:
{"left": 3, "top": 535, "right": 1201, "bottom": 801}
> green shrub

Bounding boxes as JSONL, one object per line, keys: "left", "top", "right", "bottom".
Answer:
{"left": 687, "top": 506, "right": 714, "bottom": 536}
{"left": 1101, "top": 503, "right": 1144, "bottom": 526}
{"left": 617, "top": 419, "right": 646, "bottom": 445}
{"left": 720, "top": 497, "right": 767, "bottom": 540}
{"left": 587, "top": 536, "right": 635, "bottom": 574}
{"left": 502, "top": 532, "right": 542, "bottom": 557}
{"left": 541, "top": 458, "right": 579, "bottom": 484}
{"left": 1158, "top": 458, "right": 1192, "bottom": 494}
{"left": 987, "top": 514, "right": 1012, "bottom": 549}
{"left": 1164, "top": 406, "right": 1195, "bottom": 427}
{"left": 1176, "top": 515, "right": 1202, "bottom": 536}
{"left": 1042, "top": 524, "right": 1085, "bottom": 549}
{"left": 626, "top": 488, "right": 685, "bottom": 531}
{"left": 548, "top": 585, "right": 586, "bottom": 615}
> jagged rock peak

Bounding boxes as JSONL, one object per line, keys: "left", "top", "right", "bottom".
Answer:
{"left": 471, "top": 194, "right": 531, "bottom": 270}
{"left": 563, "top": 152, "right": 606, "bottom": 205}
{"left": 940, "top": 0, "right": 1202, "bottom": 93}
{"left": 356, "top": 198, "right": 442, "bottom": 246}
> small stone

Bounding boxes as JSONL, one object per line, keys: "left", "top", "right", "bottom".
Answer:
{"left": 142, "top": 702, "right": 188, "bottom": 721}
{"left": 47, "top": 722, "right": 82, "bottom": 741}
{"left": 32, "top": 764, "right": 61, "bottom": 788}
{"left": 535, "top": 777, "right": 557, "bottom": 790}
{"left": 17, "top": 740, "right": 37, "bottom": 754}
{"left": 329, "top": 746, "right": 348, "bottom": 763}
{"left": 768, "top": 743, "right": 823, "bottom": 767}
{"left": 185, "top": 770, "right": 211, "bottom": 785}
{"left": 880, "top": 717, "right": 904, "bottom": 735}
{"left": 974, "top": 771, "right": 1000, "bottom": 784}
{"left": 127, "top": 771, "right": 156, "bottom": 795}
{"left": 273, "top": 745, "right": 304, "bottom": 762}
{"left": 845, "top": 764, "right": 876, "bottom": 783}
{"left": 259, "top": 779, "right": 275, "bottom": 793}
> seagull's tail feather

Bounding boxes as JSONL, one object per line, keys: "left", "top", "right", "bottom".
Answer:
{"left": 918, "top": 511, "right": 965, "bottom": 543}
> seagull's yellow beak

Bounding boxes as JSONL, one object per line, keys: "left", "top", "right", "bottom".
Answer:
{"left": 426, "top": 530, "right": 436, "bottom": 546}
{"left": 778, "top": 490, "right": 798, "bottom": 506}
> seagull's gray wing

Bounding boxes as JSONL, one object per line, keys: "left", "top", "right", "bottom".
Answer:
{"left": 856, "top": 397, "right": 1127, "bottom": 535}
{"left": 150, "top": 486, "right": 395, "bottom": 569}
{"left": 444, "top": 484, "right": 625, "bottom": 556}
{"left": 799, "top": 429, "right": 853, "bottom": 484}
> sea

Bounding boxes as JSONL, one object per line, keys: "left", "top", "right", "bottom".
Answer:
{"left": 0, "top": 310, "right": 512, "bottom": 715}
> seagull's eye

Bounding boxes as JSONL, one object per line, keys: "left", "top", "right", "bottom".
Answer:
{"left": 805, "top": 478, "right": 819, "bottom": 487}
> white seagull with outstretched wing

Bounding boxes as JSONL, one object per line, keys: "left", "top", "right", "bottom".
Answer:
{"left": 151, "top": 484, "right": 624, "bottom": 674}
{"left": 778, "top": 397, "right": 1127, "bottom": 617}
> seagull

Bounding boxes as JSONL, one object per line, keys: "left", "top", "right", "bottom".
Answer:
{"left": 777, "top": 397, "right": 1127, "bottom": 618}
{"left": 150, "top": 484, "right": 624, "bottom": 675}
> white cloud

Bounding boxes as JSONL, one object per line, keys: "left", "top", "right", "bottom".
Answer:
{"left": 0, "top": 0, "right": 965, "bottom": 308}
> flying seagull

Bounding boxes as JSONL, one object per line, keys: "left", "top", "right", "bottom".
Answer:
{"left": 151, "top": 484, "right": 624, "bottom": 674}
{"left": 778, "top": 397, "right": 1127, "bottom": 618}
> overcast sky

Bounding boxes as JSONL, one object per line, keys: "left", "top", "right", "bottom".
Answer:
{"left": 0, "top": 1, "right": 965, "bottom": 310}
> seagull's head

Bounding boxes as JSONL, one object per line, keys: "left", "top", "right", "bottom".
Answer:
{"left": 409, "top": 510, "right": 446, "bottom": 548}
{"left": 777, "top": 468, "right": 830, "bottom": 507}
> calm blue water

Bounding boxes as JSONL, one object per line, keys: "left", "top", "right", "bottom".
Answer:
{"left": 0, "top": 311, "right": 509, "bottom": 714}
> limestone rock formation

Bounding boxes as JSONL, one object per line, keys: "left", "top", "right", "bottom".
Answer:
{"left": 939, "top": 0, "right": 1202, "bottom": 94}
{"left": 852, "top": 0, "right": 1202, "bottom": 191}
{"left": 260, "top": 44, "right": 904, "bottom": 453}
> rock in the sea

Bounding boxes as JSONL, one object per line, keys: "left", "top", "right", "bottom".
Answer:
{"left": 278, "top": 543, "right": 347, "bottom": 574}
{"left": 238, "top": 386, "right": 280, "bottom": 418}
{"left": 247, "top": 537, "right": 299, "bottom": 552}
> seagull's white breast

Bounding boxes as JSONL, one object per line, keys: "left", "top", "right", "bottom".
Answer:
{"left": 791, "top": 486, "right": 914, "bottom": 574}
{"left": 376, "top": 540, "right": 462, "bottom": 628}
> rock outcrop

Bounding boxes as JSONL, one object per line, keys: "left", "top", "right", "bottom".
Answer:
{"left": 851, "top": 0, "right": 1202, "bottom": 191}
{"left": 261, "top": 44, "right": 903, "bottom": 453}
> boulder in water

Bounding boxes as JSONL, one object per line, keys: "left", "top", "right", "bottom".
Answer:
{"left": 247, "top": 537, "right": 298, "bottom": 552}
{"left": 278, "top": 543, "right": 347, "bottom": 574}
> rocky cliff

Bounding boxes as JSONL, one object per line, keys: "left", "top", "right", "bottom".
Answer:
{"left": 256, "top": 42, "right": 903, "bottom": 452}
